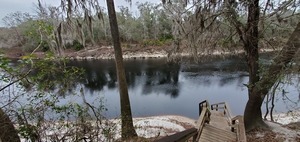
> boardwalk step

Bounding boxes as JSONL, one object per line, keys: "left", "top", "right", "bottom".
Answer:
{"left": 199, "top": 125, "right": 236, "bottom": 142}
{"left": 204, "top": 125, "right": 235, "bottom": 136}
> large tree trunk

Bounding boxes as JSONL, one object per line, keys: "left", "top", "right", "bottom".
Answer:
{"left": 106, "top": 0, "right": 138, "bottom": 140}
{"left": 242, "top": 0, "right": 265, "bottom": 131}
{"left": 244, "top": 0, "right": 260, "bottom": 97}
{"left": 0, "top": 108, "right": 20, "bottom": 142}
{"left": 244, "top": 21, "right": 300, "bottom": 131}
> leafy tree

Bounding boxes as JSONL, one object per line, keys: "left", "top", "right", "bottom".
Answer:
{"left": 163, "top": 0, "right": 300, "bottom": 131}
{"left": 224, "top": 0, "right": 300, "bottom": 131}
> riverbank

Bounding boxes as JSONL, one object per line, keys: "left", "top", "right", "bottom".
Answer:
{"left": 247, "top": 110, "right": 300, "bottom": 142}
{"left": 64, "top": 46, "right": 278, "bottom": 60}
{"left": 19, "top": 115, "right": 196, "bottom": 142}
{"left": 18, "top": 111, "right": 299, "bottom": 142}
{"left": 1, "top": 45, "right": 279, "bottom": 60}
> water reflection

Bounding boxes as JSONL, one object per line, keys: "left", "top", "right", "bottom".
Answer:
{"left": 68, "top": 59, "right": 182, "bottom": 98}
{"left": 68, "top": 55, "right": 249, "bottom": 97}
{"left": 3, "top": 53, "right": 299, "bottom": 120}
{"left": 32, "top": 53, "right": 300, "bottom": 119}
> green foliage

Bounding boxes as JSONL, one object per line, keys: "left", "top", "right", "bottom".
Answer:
{"left": 1, "top": 53, "right": 114, "bottom": 141}
{"left": 19, "top": 20, "right": 55, "bottom": 52}
{"left": 65, "top": 40, "right": 84, "bottom": 51}
{"left": 159, "top": 34, "right": 173, "bottom": 42}
{"left": 40, "top": 41, "right": 50, "bottom": 52}
{"left": 142, "top": 39, "right": 163, "bottom": 46}
{"left": 0, "top": 54, "right": 13, "bottom": 72}
{"left": 23, "top": 54, "right": 83, "bottom": 92}
{"left": 72, "top": 40, "right": 84, "bottom": 51}
{"left": 18, "top": 124, "right": 38, "bottom": 141}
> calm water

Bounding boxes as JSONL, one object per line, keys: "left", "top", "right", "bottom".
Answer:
{"left": 3, "top": 54, "right": 299, "bottom": 120}
{"left": 59, "top": 54, "right": 299, "bottom": 120}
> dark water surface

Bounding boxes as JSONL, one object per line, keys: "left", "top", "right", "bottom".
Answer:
{"left": 58, "top": 54, "right": 300, "bottom": 120}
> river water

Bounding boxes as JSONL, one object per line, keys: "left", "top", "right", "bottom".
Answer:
{"left": 61, "top": 54, "right": 299, "bottom": 119}
{"left": 2, "top": 53, "right": 299, "bottom": 120}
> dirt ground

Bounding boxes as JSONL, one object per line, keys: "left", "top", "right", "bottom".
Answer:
{"left": 246, "top": 122, "right": 300, "bottom": 142}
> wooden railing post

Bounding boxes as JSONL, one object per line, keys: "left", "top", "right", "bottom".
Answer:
{"left": 231, "top": 115, "right": 247, "bottom": 142}
{"left": 193, "top": 134, "right": 197, "bottom": 142}
{"left": 231, "top": 119, "right": 236, "bottom": 132}
{"left": 199, "top": 100, "right": 209, "bottom": 116}
{"left": 199, "top": 103, "right": 202, "bottom": 116}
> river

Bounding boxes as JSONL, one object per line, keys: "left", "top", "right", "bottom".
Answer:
{"left": 61, "top": 53, "right": 299, "bottom": 119}
{"left": 2, "top": 53, "right": 299, "bottom": 120}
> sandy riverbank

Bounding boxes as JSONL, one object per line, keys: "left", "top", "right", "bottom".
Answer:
{"left": 64, "top": 46, "right": 278, "bottom": 60}
{"left": 18, "top": 111, "right": 299, "bottom": 142}
{"left": 1, "top": 45, "right": 279, "bottom": 60}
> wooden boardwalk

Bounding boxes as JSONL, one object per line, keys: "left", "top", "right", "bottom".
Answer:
{"left": 198, "top": 111, "right": 236, "bottom": 142}
{"left": 155, "top": 100, "right": 246, "bottom": 142}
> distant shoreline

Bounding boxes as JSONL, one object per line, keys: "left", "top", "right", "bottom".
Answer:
{"left": 1, "top": 45, "right": 280, "bottom": 60}
{"left": 65, "top": 46, "right": 280, "bottom": 60}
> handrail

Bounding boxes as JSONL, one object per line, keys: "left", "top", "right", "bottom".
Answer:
{"left": 154, "top": 128, "right": 198, "bottom": 142}
{"left": 211, "top": 102, "right": 233, "bottom": 121}
{"left": 195, "top": 107, "right": 211, "bottom": 141}
{"left": 231, "top": 115, "right": 247, "bottom": 142}
{"left": 195, "top": 100, "right": 211, "bottom": 141}
{"left": 154, "top": 100, "right": 211, "bottom": 142}
{"left": 199, "top": 100, "right": 210, "bottom": 115}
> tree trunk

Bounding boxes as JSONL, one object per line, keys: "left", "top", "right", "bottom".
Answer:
{"left": 244, "top": 0, "right": 260, "bottom": 97}
{"left": 244, "top": 21, "right": 300, "bottom": 131}
{"left": 0, "top": 108, "right": 20, "bottom": 142}
{"left": 106, "top": 0, "right": 138, "bottom": 140}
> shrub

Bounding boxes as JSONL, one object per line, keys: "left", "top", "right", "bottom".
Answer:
{"left": 72, "top": 40, "right": 84, "bottom": 51}
{"left": 41, "top": 41, "right": 50, "bottom": 52}
{"left": 65, "top": 40, "right": 84, "bottom": 51}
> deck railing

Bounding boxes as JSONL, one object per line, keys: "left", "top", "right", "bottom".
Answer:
{"left": 195, "top": 100, "right": 211, "bottom": 141}
{"left": 154, "top": 100, "right": 247, "bottom": 142}
{"left": 154, "top": 100, "right": 211, "bottom": 142}
{"left": 231, "top": 115, "right": 247, "bottom": 142}
{"left": 154, "top": 128, "right": 198, "bottom": 142}
{"left": 211, "top": 102, "right": 233, "bottom": 121}
{"left": 211, "top": 102, "right": 247, "bottom": 142}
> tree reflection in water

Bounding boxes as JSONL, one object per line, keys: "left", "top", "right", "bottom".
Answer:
{"left": 68, "top": 59, "right": 181, "bottom": 98}
{"left": 62, "top": 53, "right": 299, "bottom": 119}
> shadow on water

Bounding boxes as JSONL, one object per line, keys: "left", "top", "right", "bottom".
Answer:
{"left": 9, "top": 52, "right": 297, "bottom": 119}
{"left": 68, "top": 54, "right": 251, "bottom": 95}
{"left": 68, "top": 59, "right": 182, "bottom": 98}
{"left": 63, "top": 54, "right": 257, "bottom": 119}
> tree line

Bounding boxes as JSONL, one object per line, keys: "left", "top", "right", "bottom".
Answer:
{"left": 1, "top": 0, "right": 299, "bottom": 54}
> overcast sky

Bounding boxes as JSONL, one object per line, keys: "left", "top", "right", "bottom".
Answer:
{"left": 0, "top": 0, "right": 160, "bottom": 27}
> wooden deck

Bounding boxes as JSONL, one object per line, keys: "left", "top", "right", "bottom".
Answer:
{"left": 155, "top": 100, "right": 246, "bottom": 142}
{"left": 198, "top": 110, "right": 236, "bottom": 142}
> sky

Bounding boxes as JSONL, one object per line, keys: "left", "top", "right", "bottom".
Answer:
{"left": 0, "top": 0, "right": 160, "bottom": 27}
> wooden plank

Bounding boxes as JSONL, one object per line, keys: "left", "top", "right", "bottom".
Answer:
{"left": 202, "top": 125, "right": 236, "bottom": 139}
{"left": 203, "top": 125, "right": 235, "bottom": 136}
{"left": 209, "top": 112, "right": 231, "bottom": 131}
{"left": 199, "top": 128, "right": 236, "bottom": 142}
{"left": 154, "top": 128, "right": 198, "bottom": 142}
{"left": 201, "top": 129, "right": 235, "bottom": 141}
